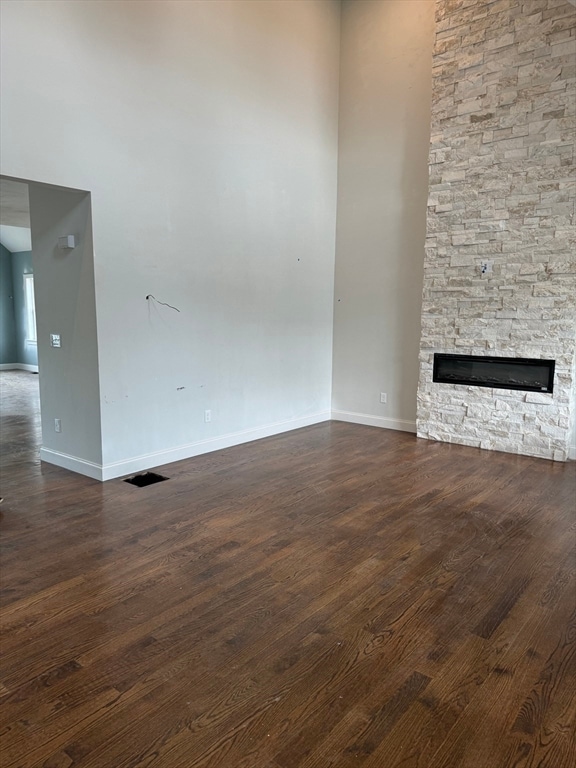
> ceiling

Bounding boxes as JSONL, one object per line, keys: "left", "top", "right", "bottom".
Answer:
{"left": 0, "top": 224, "right": 32, "bottom": 253}
{"left": 0, "top": 178, "right": 31, "bottom": 253}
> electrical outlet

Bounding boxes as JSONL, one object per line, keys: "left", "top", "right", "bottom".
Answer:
{"left": 54, "top": 418, "right": 62, "bottom": 433}
{"left": 480, "top": 261, "right": 493, "bottom": 275}
{"left": 380, "top": 392, "right": 387, "bottom": 404}
{"left": 204, "top": 410, "right": 211, "bottom": 423}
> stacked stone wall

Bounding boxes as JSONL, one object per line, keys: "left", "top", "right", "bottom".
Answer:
{"left": 418, "top": 0, "right": 576, "bottom": 460}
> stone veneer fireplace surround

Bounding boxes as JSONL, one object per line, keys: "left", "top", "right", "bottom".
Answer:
{"left": 417, "top": 0, "right": 576, "bottom": 461}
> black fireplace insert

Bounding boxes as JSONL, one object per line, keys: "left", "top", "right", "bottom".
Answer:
{"left": 433, "top": 354, "right": 555, "bottom": 393}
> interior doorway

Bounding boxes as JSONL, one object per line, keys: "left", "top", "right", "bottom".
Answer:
{"left": 0, "top": 174, "right": 103, "bottom": 479}
{"left": 0, "top": 179, "right": 41, "bottom": 469}
{"left": 0, "top": 179, "right": 38, "bottom": 371}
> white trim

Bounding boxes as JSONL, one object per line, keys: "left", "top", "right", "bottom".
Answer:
{"left": 331, "top": 409, "right": 416, "bottom": 433}
{"left": 36, "top": 412, "right": 576, "bottom": 479}
{"left": 39, "top": 411, "right": 331, "bottom": 482}
{"left": 101, "top": 411, "right": 331, "bottom": 480}
{"left": 0, "top": 363, "right": 39, "bottom": 372}
{"left": 569, "top": 445, "right": 576, "bottom": 461}
{"left": 40, "top": 448, "right": 104, "bottom": 481}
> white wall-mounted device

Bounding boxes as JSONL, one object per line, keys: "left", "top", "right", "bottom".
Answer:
{"left": 58, "top": 235, "right": 76, "bottom": 249}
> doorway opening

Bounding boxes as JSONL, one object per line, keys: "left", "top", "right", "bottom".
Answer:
{"left": 0, "top": 174, "right": 102, "bottom": 480}
{"left": 0, "top": 178, "right": 41, "bottom": 465}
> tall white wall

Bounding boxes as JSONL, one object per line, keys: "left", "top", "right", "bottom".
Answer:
{"left": 28, "top": 184, "right": 103, "bottom": 471}
{"left": 331, "top": 0, "right": 435, "bottom": 431}
{"left": 1, "top": 0, "right": 341, "bottom": 478}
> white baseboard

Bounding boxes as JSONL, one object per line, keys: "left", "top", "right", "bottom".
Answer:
{"left": 100, "top": 410, "right": 331, "bottom": 480}
{"left": 331, "top": 409, "right": 416, "bottom": 433}
{"left": 0, "top": 363, "right": 39, "bottom": 372}
{"left": 37, "top": 413, "right": 576, "bottom": 480}
{"left": 40, "top": 411, "right": 331, "bottom": 482}
{"left": 40, "top": 448, "right": 104, "bottom": 481}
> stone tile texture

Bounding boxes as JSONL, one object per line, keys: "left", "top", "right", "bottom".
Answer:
{"left": 418, "top": 0, "right": 576, "bottom": 460}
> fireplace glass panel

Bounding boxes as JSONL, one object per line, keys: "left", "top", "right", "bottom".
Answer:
{"left": 433, "top": 354, "right": 555, "bottom": 393}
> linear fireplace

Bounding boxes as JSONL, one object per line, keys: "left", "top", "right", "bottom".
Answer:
{"left": 433, "top": 354, "right": 555, "bottom": 394}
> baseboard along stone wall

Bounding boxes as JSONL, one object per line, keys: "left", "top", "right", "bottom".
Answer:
{"left": 417, "top": 0, "right": 576, "bottom": 461}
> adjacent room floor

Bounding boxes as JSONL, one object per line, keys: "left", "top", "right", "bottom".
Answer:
{"left": 1, "top": 371, "right": 575, "bottom": 767}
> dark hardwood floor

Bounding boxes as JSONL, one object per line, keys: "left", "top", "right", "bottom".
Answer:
{"left": 1, "top": 370, "right": 575, "bottom": 767}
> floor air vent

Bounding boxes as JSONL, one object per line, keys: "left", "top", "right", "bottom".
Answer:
{"left": 124, "top": 471, "right": 169, "bottom": 487}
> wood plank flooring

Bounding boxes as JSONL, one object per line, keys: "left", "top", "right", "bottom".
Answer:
{"left": 1, "top": 370, "right": 575, "bottom": 767}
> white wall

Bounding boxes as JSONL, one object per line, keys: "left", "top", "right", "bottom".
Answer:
{"left": 28, "top": 183, "right": 103, "bottom": 472}
{"left": 332, "top": 0, "right": 434, "bottom": 431}
{"left": 1, "top": 0, "right": 341, "bottom": 478}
